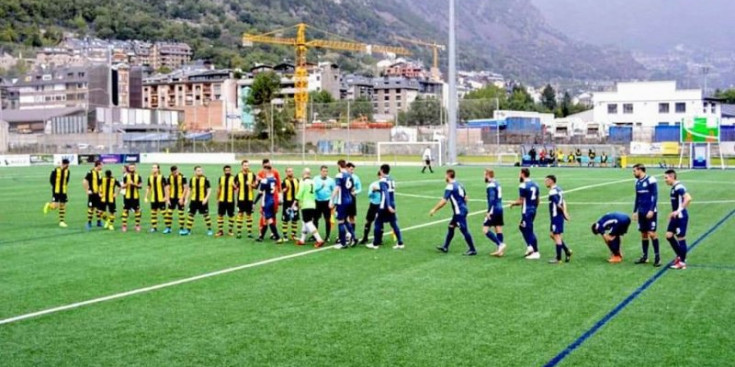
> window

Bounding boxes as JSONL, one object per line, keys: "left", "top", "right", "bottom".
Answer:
{"left": 658, "top": 103, "right": 669, "bottom": 113}
{"left": 675, "top": 102, "right": 686, "bottom": 113}
{"left": 607, "top": 104, "right": 618, "bottom": 114}
{"left": 623, "top": 103, "right": 633, "bottom": 114}
{"left": 384, "top": 102, "right": 390, "bottom": 108}
{"left": 384, "top": 95, "right": 390, "bottom": 101}
{"left": 397, "top": 102, "right": 402, "bottom": 108}
{"left": 396, "top": 95, "right": 402, "bottom": 101}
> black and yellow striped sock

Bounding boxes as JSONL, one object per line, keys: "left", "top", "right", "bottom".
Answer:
{"left": 122, "top": 210, "right": 129, "bottom": 226}
{"left": 291, "top": 222, "right": 299, "bottom": 238}
{"left": 186, "top": 213, "right": 194, "bottom": 230}
{"left": 204, "top": 214, "right": 212, "bottom": 230}
{"left": 236, "top": 214, "right": 244, "bottom": 235}
{"left": 59, "top": 205, "right": 66, "bottom": 223}
{"left": 97, "top": 210, "right": 106, "bottom": 221}
{"left": 87, "top": 207, "right": 94, "bottom": 223}
{"left": 178, "top": 210, "right": 185, "bottom": 229}
{"left": 164, "top": 209, "right": 173, "bottom": 228}
{"left": 246, "top": 214, "right": 253, "bottom": 234}
{"left": 108, "top": 213, "right": 116, "bottom": 226}
{"left": 228, "top": 216, "right": 235, "bottom": 234}
{"left": 134, "top": 211, "right": 142, "bottom": 226}
{"left": 151, "top": 209, "right": 158, "bottom": 230}
{"left": 217, "top": 216, "right": 224, "bottom": 232}
{"left": 281, "top": 221, "right": 288, "bottom": 238}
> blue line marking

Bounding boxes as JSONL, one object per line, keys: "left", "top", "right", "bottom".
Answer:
{"left": 544, "top": 209, "right": 735, "bottom": 367}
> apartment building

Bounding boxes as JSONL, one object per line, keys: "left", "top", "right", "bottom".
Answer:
{"left": 150, "top": 42, "right": 193, "bottom": 71}
{"left": 372, "top": 77, "right": 420, "bottom": 117}
{"left": 142, "top": 68, "right": 238, "bottom": 130}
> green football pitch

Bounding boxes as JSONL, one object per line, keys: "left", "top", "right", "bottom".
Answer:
{"left": 0, "top": 164, "right": 734, "bottom": 366}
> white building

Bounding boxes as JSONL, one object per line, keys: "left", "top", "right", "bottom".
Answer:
{"left": 593, "top": 81, "right": 720, "bottom": 127}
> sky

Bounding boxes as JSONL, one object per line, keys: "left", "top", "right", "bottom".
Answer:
{"left": 530, "top": 0, "right": 735, "bottom": 53}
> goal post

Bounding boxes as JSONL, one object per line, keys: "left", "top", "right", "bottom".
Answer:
{"left": 376, "top": 141, "right": 443, "bottom": 167}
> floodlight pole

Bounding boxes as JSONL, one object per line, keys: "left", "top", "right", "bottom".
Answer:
{"left": 447, "top": 0, "right": 458, "bottom": 165}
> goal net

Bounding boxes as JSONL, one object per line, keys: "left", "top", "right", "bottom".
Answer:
{"left": 376, "top": 141, "right": 443, "bottom": 167}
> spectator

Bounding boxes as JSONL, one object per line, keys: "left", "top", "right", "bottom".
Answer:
{"left": 557, "top": 149, "right": 564, "bottom": 163}
{"left": 539, "top": 149, "right": 547, "bottom": 166}
{"left": 575, "top": 148, "right": 582, "bottom": 166}
{"left": 601, "top": 152, "right": 609, "bottom": 167}
{"left": 567, "top": 152, "right": 575, "bottom": 166}
{"left": 529, "top": 146, "right": 537, "bottom": 166}
{"left": 588, "top": 149, "right": 596, "bottom": 167}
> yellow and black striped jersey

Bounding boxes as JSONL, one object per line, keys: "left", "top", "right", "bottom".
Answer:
{"left": 218, "top": 175, "right": 236, "bottom": 203}
{"left": 50, "top": 167, "right": 70, "bottom": 194}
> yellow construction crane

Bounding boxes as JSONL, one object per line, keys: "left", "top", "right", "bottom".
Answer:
{"left": 394, "top": 36, "right": 445, "bottom": 82}
{"left": 243, "top": 23, "right": 411, "bottom": 123}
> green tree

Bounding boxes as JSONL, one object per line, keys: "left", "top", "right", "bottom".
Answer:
{"left": 246, "top": 71, "right": 281, "bottom": 106}
{"left": 310, "top": 90, "right": 335, "bottom": 104}
{"left": 403, "top": 97, "right": 443, "bottom": 126}
{"left": 506, "top": 85, "right": 536, "bottom": 111}
{"left": 350, "top": 96, "right": 374, "bottom": 121}
{"left": 541, "top": 84, "right": 557, "bottom": 111}
{"left": 715, "top": 89, "right": 735, "bottom": 103}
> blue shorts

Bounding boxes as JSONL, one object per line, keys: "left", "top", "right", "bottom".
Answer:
{"left": 608, "top": 221, "right": 630, "bottom": 237}
{"left": 637, "top": 212, "right": 658, "bottom": 232}
{"left": 667, "top": 216, "right": 688, "bottom": 237}
{"left": 450, "top": 214, "right": 468, "bottom": 229}
{"left": 550, "top": 216, "right": 564, "bottom": 234}
{"left": 262, "top": 205, "right": 276, "bottom": 220}
{"left": 483, "top": 211, "right": 504, "bottom": 227}
{"left": 336, "top": 205, "right": 350, "bottom": 221}
{"left": 520, "top": 211, "right": 536, "bottom": 231}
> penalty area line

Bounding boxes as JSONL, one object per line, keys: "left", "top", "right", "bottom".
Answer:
{"left": 0, "top": 176, "right": 633, "bottom": 326}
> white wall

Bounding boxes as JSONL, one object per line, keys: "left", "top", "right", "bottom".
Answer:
{"left": 593, "top": 81, "right": 718, "bottom": 127}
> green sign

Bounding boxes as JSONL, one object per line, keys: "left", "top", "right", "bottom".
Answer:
{"left": 681, "top": 116, "right": 720, "bottom": 143}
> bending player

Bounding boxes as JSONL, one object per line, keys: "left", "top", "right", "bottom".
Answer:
{"left": 664, "top": 169, "right": 692, "bottom": 270}
{"left": 591, "top": 212, "right": 631, "bottom": 263}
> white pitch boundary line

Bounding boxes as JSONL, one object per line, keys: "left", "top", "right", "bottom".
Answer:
{"left": 0, "top": 176, "right": 656, "bottom": 326}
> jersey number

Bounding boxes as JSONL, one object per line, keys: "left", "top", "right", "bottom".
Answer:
{"left": 530, "top": 187, "right": 537, "bottom": 201}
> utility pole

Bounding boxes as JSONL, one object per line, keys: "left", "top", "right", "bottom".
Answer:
{"left": 447, "top": 0, "right": 458, "bottom": 165}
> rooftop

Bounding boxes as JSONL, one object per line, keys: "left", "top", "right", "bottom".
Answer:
{"left": 0, "top": 107, "right": 85, "bottom": 123}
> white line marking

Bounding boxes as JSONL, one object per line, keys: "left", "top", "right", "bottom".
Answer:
{"left": 564, "top": 200, "right": 735, "bottom": 205}
{"left": 0, "top": 176, "right": 649, "bottom": 325}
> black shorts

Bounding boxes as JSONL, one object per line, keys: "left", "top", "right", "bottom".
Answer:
{"left": 218, "top": 202, "right": 235, "bottom": 217}
{"left": 102, "top": 202, "right": 117, "bottom": 214}
{"left": 425, "top": 159, "right": 431, "bottom": 166}
{"left": 189, "top": 201, "right": 209, "bottom": 215}
{"left": 301, "top": 208, "right": 316, "bottom": 223}
{"left": 316, "top": 200, "right": 331, "bottom": 219}
{"left": 365, "top": 203, "right": 379, "bottom": 222}
{"left": 348, "top": 198, "right": 357, "bottom": 218}
{"left": 282, "top": 201, "right": 300, "bottom": 222}
{"left": 123, "top": 198, "right": 140, "bottom": 211}
{"left": 150, "top": 201, "right": 166, "bottom": 211}
{"left": 483, "top": 211, "right": 505, "bottom": 227}
{"left": 238, "top": 200, "right": 254, "bottom": 214}
{"left": 87, "top": 194, "right": 103, "bottom": 210}
{"left": 52, "top": 193, "right": 68, "bottom": 203}
{"left": 168, "top": 200, "right": 185, "bottom": 211}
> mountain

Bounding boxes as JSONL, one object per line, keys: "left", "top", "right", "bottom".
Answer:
{"left": 0, "top": 0, "right": 645, "bottom": 82}
{"left": 530, "top": 0, "right": 735, "bottom": 53}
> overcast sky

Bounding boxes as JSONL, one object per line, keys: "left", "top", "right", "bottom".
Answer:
{"left": 530, "top": 0, "right": 735, "bottom": 52}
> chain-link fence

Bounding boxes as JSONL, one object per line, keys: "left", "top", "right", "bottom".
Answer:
{"left": 7, "top": 99, "right": 705, "bottom": 164}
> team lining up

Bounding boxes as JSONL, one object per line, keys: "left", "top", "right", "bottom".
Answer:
{"left": 43, "top": 160, "right": 692, "bottom": 268}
